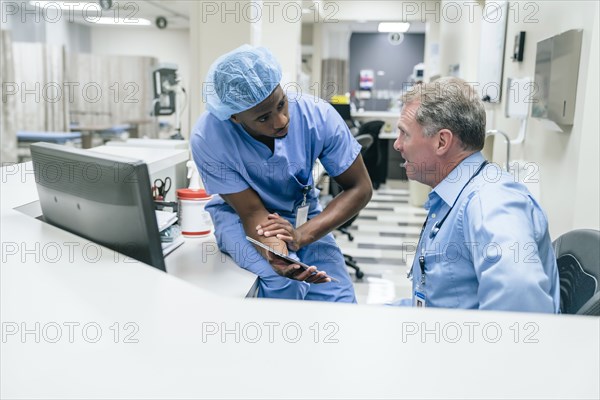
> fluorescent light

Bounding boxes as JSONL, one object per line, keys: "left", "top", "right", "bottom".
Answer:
{"left": 29, "top": 1, "right": 100, "bottom": 11}
{"left": 30, "top": 1, "right": 151, "bottom": 26}
{"left": 90, "top": 17, "right": 151, "bottom": 25}
{"left": 378, "top": 22, "right": 410, "bottom": 33}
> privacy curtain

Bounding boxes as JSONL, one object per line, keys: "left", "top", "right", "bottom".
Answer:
{"left": 11, "top": 41, "right": 68, "bottom": 132}
{"left": 66, "top": 53, "right": 157, "bottom": 137}
{"left": 1, "top": 29, "right": 17, "bottom": 163}
{"left": 321, "top": 59, "right": 349, "bottom": 100}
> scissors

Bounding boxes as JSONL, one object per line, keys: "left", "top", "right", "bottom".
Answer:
{"left": 153, "top": 177, "right": 172, "bottom": 200}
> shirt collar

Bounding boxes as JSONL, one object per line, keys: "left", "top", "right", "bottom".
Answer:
{"left": 431, "top": 152, "right": 485, "bottom": 207}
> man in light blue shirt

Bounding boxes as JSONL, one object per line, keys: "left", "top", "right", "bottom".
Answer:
{"left": 393, "top": 77, "right": 560, "bottom": 312}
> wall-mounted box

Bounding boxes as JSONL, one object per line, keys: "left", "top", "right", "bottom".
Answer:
{"left": 512, "top": 31, "right": 526, "bottom": 62}
{"left": 531, "top": 29, "right": 583, "bottom": 126}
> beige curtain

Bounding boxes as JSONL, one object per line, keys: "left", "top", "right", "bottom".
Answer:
{"left": 2, "top": 38, "right": 158, "bottom": 160}
{"left": 12, "top": 42, "right": 67, "bottom": 132}
{"left": 67, "top": 53, "right": 157, "bottom": 137}
{"left": 1, "top": 30, "right": 18, "bottom": 163}
{"left": 321, "top": 58, "right": 349, "bottom": 100}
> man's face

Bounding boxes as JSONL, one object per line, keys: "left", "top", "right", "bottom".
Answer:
{"left": 231, "top": 85, "right": 290, "bottom": 140}
{"left": 393, "top": 101, "right": 439, "bottom": 187}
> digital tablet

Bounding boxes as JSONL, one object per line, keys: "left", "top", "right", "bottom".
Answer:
{"left": 245, "top": 236, "right": 338, "bottom": 282}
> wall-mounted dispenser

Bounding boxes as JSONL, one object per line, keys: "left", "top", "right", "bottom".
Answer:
{"left": 512, "top": 31, "right": 526, "bottom": 62}
{"left": 531, "top": 29, "right": 583, "bottom": 127}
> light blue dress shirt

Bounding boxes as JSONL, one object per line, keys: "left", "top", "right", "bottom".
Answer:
{"left": 190, "top": 94, "right": 360, "bottom": 302}
{"left": 411, "top": 152, "right": 560, "bottom": 312}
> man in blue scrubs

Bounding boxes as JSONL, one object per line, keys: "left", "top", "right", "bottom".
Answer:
{"left": 191, "top": 45, "right": 372, "bottom": 302}
{"left": 394, "top": 77, "right": 560, "bottom": 312}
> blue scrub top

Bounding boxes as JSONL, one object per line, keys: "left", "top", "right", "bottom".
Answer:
{"left": 190, "top": 93, "right": 360, "bottom": 302}
{"left": 191, "top": 93, "right": 361, "bottom": 217}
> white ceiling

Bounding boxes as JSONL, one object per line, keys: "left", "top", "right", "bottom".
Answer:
{"left": 347, "top": 21, "right": 426, "bottom": 34}
{"left": 121, "top": 0, "right": 190, "bottom": 29}
{"left": 79, "top": 1, "right": 425, "bottom": 32}
{"left": 60, "top": 0, "right": 191, "bottom": 29}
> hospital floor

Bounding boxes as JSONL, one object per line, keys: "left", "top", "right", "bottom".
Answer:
{"left": 333, "top": 180, "right": 427, "bottom": 305}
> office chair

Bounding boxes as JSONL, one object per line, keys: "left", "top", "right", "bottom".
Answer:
{"left": 357, "top": 120, "right": 386, "bottom": 189}
{"left": 328, "top": 134, "right": 373, "bottom": 242}
{"left": 552, "top": 229, "right": 600, "bottom": 315}
{"left": 321, "top": 134, "right": 373, "bottom": 280}
{"left": 330, "top": 103, "right": 360, "bottom": 135}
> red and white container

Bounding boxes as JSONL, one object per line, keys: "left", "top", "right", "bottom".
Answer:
{"left": 176, "top": 188, "right": 213, "bottom": 237}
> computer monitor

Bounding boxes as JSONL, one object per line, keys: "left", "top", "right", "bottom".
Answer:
{"left": 30, "top": 142, "right": 166, "bottom": 272}
{"left": 152, "top": 64, "right": 178, "bottom": 116}
{"left": 330, "top": 103, "right": 352, "bottom": 122}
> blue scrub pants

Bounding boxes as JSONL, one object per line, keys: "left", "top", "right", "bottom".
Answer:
{"left": 207, "top": 202, "right": 356, "bottom": 302}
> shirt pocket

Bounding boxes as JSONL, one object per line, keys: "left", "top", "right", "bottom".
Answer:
{"left": 285, "top": 170, "right": 314, "bottom": 207}
{"left": 422, "top": 251, "right": 462, "bottom": 308}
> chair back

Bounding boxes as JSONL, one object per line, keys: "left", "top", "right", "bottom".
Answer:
{"left": 330, "top": 103, "right": 358, "bottom": 132}
{"left": 354, "top": 134, "right": 374, "bottom": 155}
{"left": 357, "top": 120, "right": 385, "bottom": 188}
{"left": 553, "top": 229, "right": 600, "bottom": 315}
{"left": 326, "top": 134, "right": 374, "bottom": 230}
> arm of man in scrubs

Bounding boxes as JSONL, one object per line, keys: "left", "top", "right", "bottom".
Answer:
{"left": 256, "top": 155, "right": 373, "bottom": 252}
{"left": 221, "top": 188, "right": 332, "bottom": 283}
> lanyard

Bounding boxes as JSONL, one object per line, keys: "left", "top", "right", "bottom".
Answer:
{"left": 407, "top": 160, "right": 489, "bottom": 280}
{"left": 301, "top": 185, "right": 312, "bottom": 206}
{"left": 295, "top": 184, "right": 312, "bottom": 228}
{"left": 408, "top": 216, "right": 429, "bottom": 279}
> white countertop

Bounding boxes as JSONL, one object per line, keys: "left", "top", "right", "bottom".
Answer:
{"left": 1, "top": 160, "right": 256, "bottom": 299}
{"left": 88, "top": 145, "right": 189, "bottom": 176}
{"left": 1, "top": 161, "right": 599, "bottom": 399}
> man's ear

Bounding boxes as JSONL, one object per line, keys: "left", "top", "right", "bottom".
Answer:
{"left": 436, "top": 129, "right": 453, "bottom": 155}
{"left": 230, "top": 114, "right": 240, "bottom": 124}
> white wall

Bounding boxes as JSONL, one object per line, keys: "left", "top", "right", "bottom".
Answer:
{"left": 188, "top": 1, "right": 254, "bottom": 131}
{"left": 423, "top": 19, "right": 441, "bottom": 81}
{"left": 325, "top": 0, "right": 430, "bottom": 22}
{"left": 573, "top": 5, "right": 600, "bottom": 231}
{"left": 425, "top": 0, "right": 599, "bottom": 237}
{"left": 188, "top": 0, "right": 304, "bottom": 132}
{"left": 437, "top": 0, "right": 483, "bottom": 81}
{"left": 321, "top": 22, "right": 352, "bottom": 60}
{"left": 483, "top": 1, "right": 600, "bottom": 238}
{"left": 90, "top": 26, "right": 191, "bottom": 137}
{"left": 260, "top": 5, "right": 302, "bottom": 89}
{"left": 44, "top": 17, "right": 69, "bottom": 48}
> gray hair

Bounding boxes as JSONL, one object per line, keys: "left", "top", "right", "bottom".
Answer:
{"left": 401, "top": 77, "right": 486, "bottom": 151}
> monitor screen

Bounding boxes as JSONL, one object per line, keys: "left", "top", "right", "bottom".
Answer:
{"left": 30, "top": 142, "right": 166, "bottom": 272}
{"left": 152, "top": 66, "right": 177, "bottom": 116}
{"left": 330, "top": 103, "right": 352, "bottom": 122}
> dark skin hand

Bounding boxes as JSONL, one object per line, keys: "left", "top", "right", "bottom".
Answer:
{"left": 223, "top": 153, "right": 373, "bottom": 282}
{"left": 268, "top": 252, "right": 331, "bottom": 283}
{"left": 221, "top": 189, "right": 331, "bottom": 283}
{"left": 256, "top": 154, "right": 373, "bottom": 251}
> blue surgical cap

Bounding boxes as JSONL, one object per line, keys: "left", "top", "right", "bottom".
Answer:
{"left": 204, "top": 45, "right": 283, "bottom": 121}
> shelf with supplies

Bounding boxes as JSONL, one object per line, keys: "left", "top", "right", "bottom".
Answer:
{"left": 155, "top": 210, "right": 184, "bottom": 256}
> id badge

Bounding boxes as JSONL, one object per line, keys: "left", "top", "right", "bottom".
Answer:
{"left": 414, "top": 279, "right": 427, "bottom": 307}
{"left": 414, "top": 255, "right": 426, "bottom": 307}
{"left": 295, "top": 204, "right": 309, "bottom": 228}
{"left": 414, "top": 290, "right": 426, "bottom": 307}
